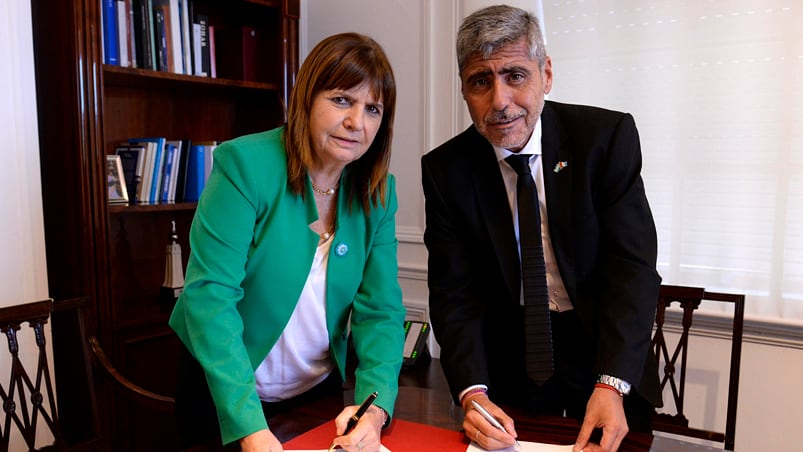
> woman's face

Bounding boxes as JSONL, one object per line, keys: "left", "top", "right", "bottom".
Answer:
{"left": 308, "top": 83, "right": 384, "bottom": 167}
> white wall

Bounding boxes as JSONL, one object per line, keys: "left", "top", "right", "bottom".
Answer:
{"left": 301, "top": 1, "right": 803, "bottom": 451}
{"left": 1, "top": 0, "right": 48, "bottom": 306}
{"left": 1, "top": 1, "right": 54, "bottom": 450}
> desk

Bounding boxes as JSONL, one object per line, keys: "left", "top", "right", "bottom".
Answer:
{"left": 189, "top": 359, "right": 725, "bottom": 451}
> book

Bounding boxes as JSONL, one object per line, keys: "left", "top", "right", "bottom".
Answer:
{"left": 115, "top": 145, "right": 145, "bottom": 204}
{"left": 166, "top": 0, "right": 183, "bottom": 73}
{"left": 125, "top": 0, "right": 138, "bottom": 67}
{"left": 192, "top": 22, "right": 202, "bottom": 76}
{"left": 129, "top": 137, "right": 166, "bottom": 204}
{"left": 153, "top": 6, "right": 169, "bottom": 71}
{"left": 145, "top": 0, "right": 157, "bottom": 69}
{"left": 216, "top": 25, "right": 268, "bottom": 82}
{"left": 165, "top": 139, "right": 186, "bottom": 202}
{"left": 101, "top": 0, "right": 119, "bottom": 65}
{"left": 187, "top": 0, "right": 196, "bottom": 76}
{"left": 208, "top": 24, "right": 216, "bottom": 78}
{"left": 133, "top": 0, "right": 154, "bottom": 70}
{"left": 193, "top": 140, "right": 217, "bottom": 185}
{"left": 159, "top": 143, "right": 176, "bottom": 203}
{"left": 174, "top": 139, "right": 192, "bottom": 202}
{"left": 183, "top": 144, "right": 205, "bottom": 202}
{"left": 132, "top": 141, "right": 154, "bottom": 203}
{"left": 169, "top": 143, "right": 182, "bottom": 202}
{"left": 178, "top": 0, "right": 191, "bottom": 75}
{"left": 151, "top": 139, "right": 167, "bottom": 203}
{"left": 195, "top": 14, "right": 210, "bottom": 76}
{"left": 116, "top": 1, "right": 129, "bottom": 67}
{"left": 152, "top": 0, "right": 179, "bottom": 73}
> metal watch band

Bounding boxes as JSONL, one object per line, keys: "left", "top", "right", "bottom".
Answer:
{"left": 597, "top": 374, "right": 632, "bottom": 396}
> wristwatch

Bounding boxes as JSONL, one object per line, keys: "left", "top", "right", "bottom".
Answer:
{"left": 597, "top": 374, "right": 631, "bottom": 396}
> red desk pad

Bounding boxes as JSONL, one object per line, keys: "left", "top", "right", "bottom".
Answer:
{"left": 283, "top": 418, "right": 468, "bottom": 452}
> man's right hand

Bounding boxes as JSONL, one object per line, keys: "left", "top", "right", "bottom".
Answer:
{"left": 462, "top": 392, "right": 518, "bottom": 450}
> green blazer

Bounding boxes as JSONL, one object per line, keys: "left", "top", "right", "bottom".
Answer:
{"left": 169, "top": 127, "right": 406, "bottom": 444}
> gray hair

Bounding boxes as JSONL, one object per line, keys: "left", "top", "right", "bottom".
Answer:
{"left": 456, "top": 4, "right": 547, "bottom": 74}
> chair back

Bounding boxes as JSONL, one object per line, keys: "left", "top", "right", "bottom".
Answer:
{"left": 1, "top": 299, "right": 62, "bottom": 451}
{"left": 0, "top": 299, "right": 102, "bottom": 452}
{"left": 651, "top": 284, "right": 744, "bottom": 451}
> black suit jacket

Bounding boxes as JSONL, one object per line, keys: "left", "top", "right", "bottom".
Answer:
{"left": 421, "top": 100, "right": 662, "bottom": 407}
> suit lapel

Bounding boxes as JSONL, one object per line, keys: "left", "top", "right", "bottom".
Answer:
{"left": 465, "top": 127, "right": 521, "bottom": 302}
{"left": 540, "top": 102, "right": 576, "bottom": 291}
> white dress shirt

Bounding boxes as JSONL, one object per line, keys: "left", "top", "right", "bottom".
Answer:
{"left": 492, "top": 120, "right": 573, "bottom": 313}
{"left": 254, "top": 234, "right": 335, "bottom": 401}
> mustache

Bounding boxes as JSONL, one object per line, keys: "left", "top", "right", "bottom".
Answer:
{"left": 485, "top": 110, "right": 523, "bottom": 124}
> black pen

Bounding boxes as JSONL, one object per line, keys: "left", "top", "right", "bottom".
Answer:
{"left": 346, "top": 391, "right": 379, "bottom": 434}
{"left": 328, "top": 391, "right": 379, "bottom": 451}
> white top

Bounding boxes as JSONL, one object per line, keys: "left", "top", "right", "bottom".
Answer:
{"left": 254, "top": 234, "right": 335, "bottom": 401}
{"left": 493, "top": 120, "right": 573, "bottom": 313}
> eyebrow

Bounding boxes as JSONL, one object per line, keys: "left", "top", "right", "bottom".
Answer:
{"left": 465, "top": 64, "right": 533, "bottom": 81}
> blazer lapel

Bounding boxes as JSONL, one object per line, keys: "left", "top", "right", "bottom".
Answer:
{"left": 540, "top": 102, "right": 576, "bottom": 292}
{"left": 465, "top": 127, "right": 521, "bottom": 302}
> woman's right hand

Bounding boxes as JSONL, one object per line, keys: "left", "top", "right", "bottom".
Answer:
{"left": 239, "top": 429, "right": 283, "bottom": 452}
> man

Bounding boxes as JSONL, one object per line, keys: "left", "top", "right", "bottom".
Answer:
{"left": 421, "top": 5, "right": 662, "bottom": 452}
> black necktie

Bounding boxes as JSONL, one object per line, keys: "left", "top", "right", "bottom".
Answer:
{"left": 505, "top": 154, "right": 554, "bottom": 385}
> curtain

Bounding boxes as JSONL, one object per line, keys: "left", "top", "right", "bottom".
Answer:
{"left": 542, "top": 1, "right": 803, "bottom": 324}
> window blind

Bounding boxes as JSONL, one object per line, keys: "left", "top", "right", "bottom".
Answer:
{"left": 542, "top": 1, "right": 803, "bottom": 323}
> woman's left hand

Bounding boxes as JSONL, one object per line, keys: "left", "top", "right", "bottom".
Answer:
{"left": 329, "top": 404, "right": 386, "bottom": 451}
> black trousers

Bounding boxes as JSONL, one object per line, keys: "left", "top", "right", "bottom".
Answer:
{"left": 490, "top": 310, "right": 654, "bottom": 433}
{"left": 175, "top": 344, "right": 343, "bottom": 449}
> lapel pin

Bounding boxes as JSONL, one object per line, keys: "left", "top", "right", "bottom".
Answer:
{"left": 553, "top": 161, "right": 568, "bottom": 173}
{"left": 335, "top": 242, "right": 349, "bottom": 257}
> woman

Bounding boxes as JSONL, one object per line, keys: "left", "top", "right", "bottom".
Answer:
{"left": 169, "top": 32, "right": 405, "bottom": 452}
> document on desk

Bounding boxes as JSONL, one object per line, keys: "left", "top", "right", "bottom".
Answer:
{"left": 467, "top": 441, "right": 573, "bottom": 452}
{"left": 286, "top": 446, "right": 392, "bottom": 452}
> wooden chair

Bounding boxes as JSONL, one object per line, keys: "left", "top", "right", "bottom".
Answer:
{"left": 0, "top": 299, "right": 101, "bottom": 452}
{"left": 87, "top": 336, "right": 175, "bottom": 413}
{"left": 651, "top": 284, "right": 745, "bottom": 451}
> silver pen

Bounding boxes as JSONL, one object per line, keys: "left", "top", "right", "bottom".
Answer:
{"left": 470, "top": 400, "right": 522, "bottom": 449}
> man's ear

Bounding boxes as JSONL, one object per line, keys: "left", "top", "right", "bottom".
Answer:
{"left": 542, "top": 57, "right": 554, "bottom": 94}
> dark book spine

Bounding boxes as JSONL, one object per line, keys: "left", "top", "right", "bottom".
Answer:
{"left": 133, "top": 0, "right": 150, "bottom": 69}
{"left": 174, "top": 139, "right": 191, "bottom": 202}
{"left": 187, "top": 0, "right": 195, "bottom": 75}
{"left": 145, "top": 0, "right": 157, "bottom": 69}
{"left": 154, "top": 7, "right": 169, "bottom": 71}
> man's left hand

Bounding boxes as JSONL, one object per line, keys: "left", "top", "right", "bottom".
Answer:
{"left": 572, "top": 387, "right": 628, "bottom": 452}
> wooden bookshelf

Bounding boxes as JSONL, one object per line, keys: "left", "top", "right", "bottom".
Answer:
{"left": 30, "top": 0, "right": 299, "bottom": 448}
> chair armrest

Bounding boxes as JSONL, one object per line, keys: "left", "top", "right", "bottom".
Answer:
{"left": 88, "top": 335, "right": 175, "bottom": 412}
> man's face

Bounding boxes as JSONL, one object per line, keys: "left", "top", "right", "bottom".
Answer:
{"left": 460, "top": 39, "right": 552, "bottom": 151}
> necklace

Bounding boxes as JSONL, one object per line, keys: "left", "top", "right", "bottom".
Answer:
{"left": 311, "top": 181, "right": 337, "bottom": 196}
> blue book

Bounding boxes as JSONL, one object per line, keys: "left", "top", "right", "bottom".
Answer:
{"left": 183, "top": 145, "right": 206, "bottom": 202}
{"left": 160, "top": 143, "right": 176, "bottom": 203}
{"left": 102, "top": 0, "right": 120, "bottom": 65}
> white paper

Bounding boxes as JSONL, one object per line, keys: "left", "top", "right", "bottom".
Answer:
{"left": 286, "top": 446, "right": 392, "bottom": 452}
{"left": 467, "top": 440, "right": 574, "bottom": 452}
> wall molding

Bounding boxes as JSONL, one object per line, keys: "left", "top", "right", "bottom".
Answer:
{"left": 660, "top": 309, "right": 803, "bottom": 350}
{"left": 396, "top": 226, "right": 424, "bottom": 244}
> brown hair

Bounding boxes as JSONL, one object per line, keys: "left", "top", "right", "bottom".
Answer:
{"left": 284, "top": 32, "right": 397, "bottom": 212}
